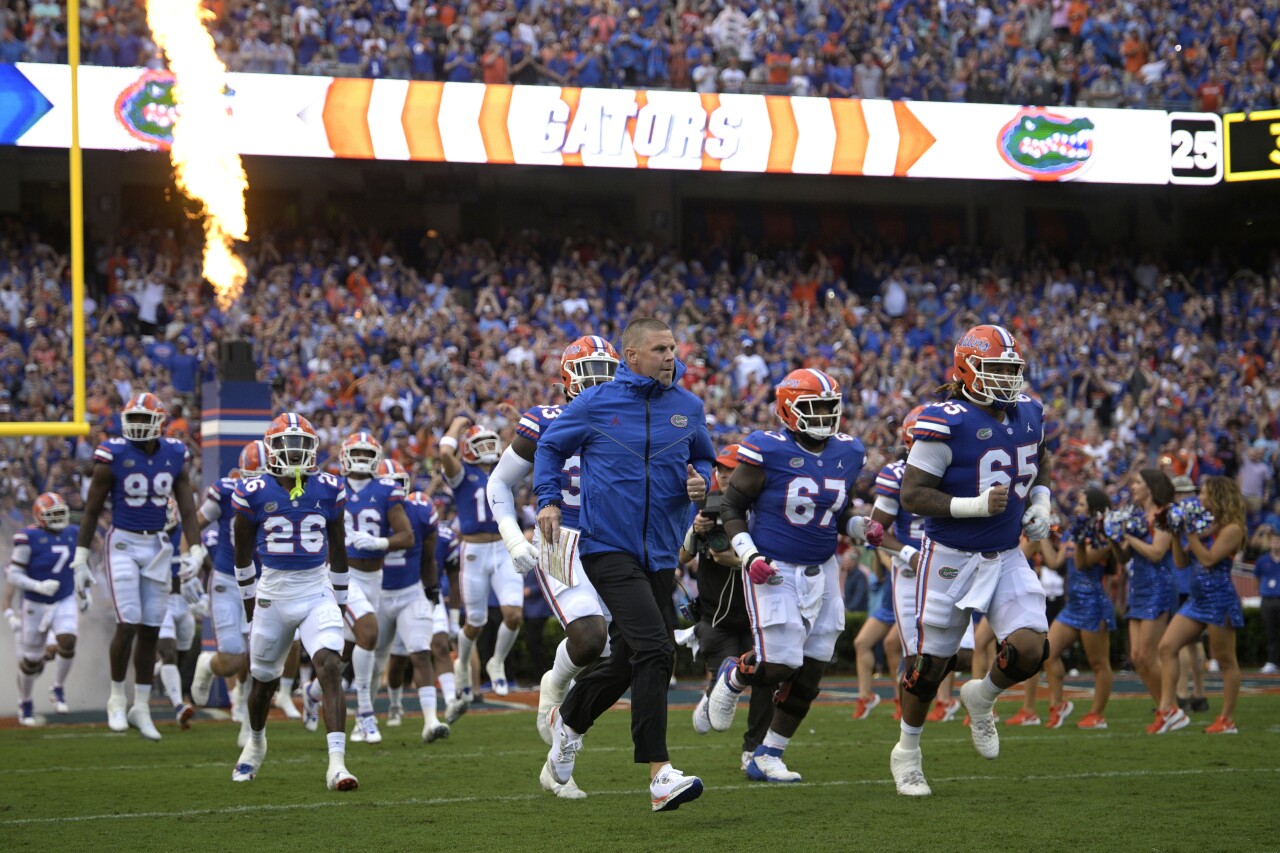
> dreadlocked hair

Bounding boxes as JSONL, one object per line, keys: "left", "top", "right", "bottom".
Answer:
{"left": 937, "top": 379, "right": 966, "bottom": 400}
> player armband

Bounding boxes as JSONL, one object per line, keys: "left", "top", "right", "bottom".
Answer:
{"left": 439, "top": 436, "right": 459, "bottom": 452}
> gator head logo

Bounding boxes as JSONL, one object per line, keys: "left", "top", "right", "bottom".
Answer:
{"left": 997, "top": 108, "right": 1094, "bottom": 181}
{"left": 116, "top": 70, "right": 178, "bottom": 149}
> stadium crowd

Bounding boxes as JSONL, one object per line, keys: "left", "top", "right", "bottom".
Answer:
{"left": 1, "top": 0, "right": 1277, "bottom": 110}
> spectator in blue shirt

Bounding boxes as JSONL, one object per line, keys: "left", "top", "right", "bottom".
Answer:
{"left": 445, "top": 38, "right": 476, "bottom": 83}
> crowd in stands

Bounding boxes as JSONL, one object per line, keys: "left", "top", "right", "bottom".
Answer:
{"left": 0, "top": 212, "right": 1278, "bottom": 546}
{"left": 1, "top": 1, "right": 1277, "bottom": 111}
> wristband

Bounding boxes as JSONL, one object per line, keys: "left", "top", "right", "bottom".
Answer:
{"left": 439, "top": 436, "right": 459, "bottom": 451}
{"left": 683, "top": 524, "right": 698, "bottom": 554}
{"left": 898, "top": 545, "right": 919, "bottom": 566}
{"left": 950, "top": 494, "right": 992, "bottom": 519}
{"left": 235, "top": 562, "right": 256, "bottom": 582}
{"left": 1029, "top": 485, "right": 1051, "bottom": 510}
{"left": 240, "top": 580, "right": 257, "bottom": 600}
{"left": 329, "top": 568, "right": 348, "bottom": 590}
{"left": 730, "top": 531, "right": 758, "bottom": 564}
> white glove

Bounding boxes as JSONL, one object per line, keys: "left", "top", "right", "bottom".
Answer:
{"left": 4, "top": 608, "right": 19, "bottom": 632}
{"left": 33, "top": 578, "right": 61, "bottom": 597}
{"left": 189, "top": 593, "right": 210, "bottom": 620}
{"left": 1022, "top": 504, "right": 1051, "bottom": 541}
{"left": 178, "top": 544, "right": 207, "bottom": 581}
{"left": 498, "top": 518, "right": 537, "bottom": 574}
{"left": 77, "top": 588, "right": 92, "bottom": 613}
{"left": 180, "top": 576, "right": 204, "bottom": 606}
{"left": 349, "top": 532, "right": 389, "bottom": 552}
{"left": 71, "top": 546, "right": 92, "bottom": 595}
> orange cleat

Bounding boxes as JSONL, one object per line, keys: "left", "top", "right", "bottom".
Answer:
{"left": 1076, "top": 711, "right": 1108, "bottom": 730}
{"left": 851, "top": 693, "right": 881, "bottom": 720}
{"left": 927, "top": 699, "right": 961, "bottom": 723}
{"left": 1003, "top": 708, "right": 1040, "bottom": 726}
{"left": 1203, "top": 715, "right": 1237, "bottom": 734}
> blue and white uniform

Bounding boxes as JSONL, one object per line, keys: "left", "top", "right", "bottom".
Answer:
{"left": 736, "top": 428, "right": 866, "bottom": 668}
{"left": 159, "top": 525, "right": 196, "bottom": 651}
{"left": 379, "top": 498, "right": 440, "bottom": 656}
{"left": 1178, "top": 540, "right": 1245, "bottom": 628}
{"left": 343, "top": 476, "right": 405, "bottom": 628}
{"left": 94, "top": 436, "right": 189, "bottom": 626}
{"left": 872, "top": 459, "right": 923, "bottom": 627}
{"left": 232, "top": 472, "right": 346, "bottom": 682}
{"left": 901, "top": 395, "right": 1050, "bottom": 656}
{"left": 518, "top": 404, "right": 609, "bottom": 627}
{"left": 201, "top": 477, "right": 254, "bottom": 655}
{"left": 1056, "top": 542, "right": 1117, "bottom": 633}
{"left": 11, "top": 524, "right": 80, "bottom": 662}
{"left": 1125, "top": 519, "right": 1177, "bottom": 621}
{"left": 448, "top": 461, "right": 521, "bottom": 626}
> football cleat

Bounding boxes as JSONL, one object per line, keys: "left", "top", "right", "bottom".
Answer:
{"left": 444, "top": 694, "right": 469, "bottom": 725}
{"left": 127, "top": 703, "right": 162, "bottom": 741}
{"left": 106, "top": 694, "right": 128, "bottom": 732}
{"left": 539, "top": 761, "right": 588, "bottom": 800}
{"left": 191, "top": 651, "right": 215, "bottom": 706}
{"left": 327, "top": 768, "right": 359, "bottom": 792}
{"left": 175, "top": 702, "right": 195, "bottom": 730}
{"left": 959, "top": 680, "right": 999, "bottom": 759}
{"left": 453, "top": 657, "right": 473, "bottom": 702}
{"left": 49, "top": 685, "right": 69, "bottom": 714}
{"left": 274, "top": 686, "right": 302, "bottom": 720}
{"left": 546, "top": 706, "right": 583, "bottom": 785}
{"left": 18, "top": 700, "right": 36, "bottom": 726}
{"left": 422, "top": 721, "right": 450, "bottom": 744}
{"left": 692, "top": 694, "right": 712, "bottom": 735}
{"left": 387, "top": 703, "right": 404, "bottom": 727}
{"left": 537, "top": 669, "right": 566, "bottom": 746}
{"left": 745, "top": 747, "right": 801, "bottom": 783}
{"left": 485, "top": 657, "right": 509, "bottom": 697}
{"left": 1204, "top": 715, "right": 1237, "bottom": 735}
{"left": 926, "top": 698, "right": 961, "bottom": 723}
{"left": 302, "top": 680, "right": 320, "bottom": 733}
{"left": 1076, "top": 711, "right": 1108, "bottom": 730}
{"left": 354, "top": 712, "right": 382, "bottom": 744}
{"left": 650, "top": 766, "right": 703, "bottom": 812}
{"left": 1045, "top": 701, "right": 1074, "bottom": 729}
{"left": 1003, "top": 708, "right": 1040, "bottom": 726}
{"left": 890, "top": 745, "right": 931, "bottom": 796}
{"left": 232, "top": 735, "right": 266, "bottom": 782}
{"left": 706, "top": 656, "right": 743, "bottom": 732}
{"left": 852, "top": 693, "right": 881, "bottom": 720}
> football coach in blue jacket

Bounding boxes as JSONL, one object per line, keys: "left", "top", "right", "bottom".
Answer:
{"left": 535, "top": 317, "right": 715, "bottom": 811}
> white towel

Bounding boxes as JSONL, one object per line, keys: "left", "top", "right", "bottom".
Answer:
{"left": 796, "top": 566, "right": 825, "bottom": 625}
{"left": 141, "top": 535, "right": 176, "bottom": 583}
{"left": 955, "top": 553, "right": 1002, "bottom": 613}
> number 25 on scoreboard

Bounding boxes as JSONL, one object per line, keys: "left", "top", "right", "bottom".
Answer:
{"left": 1168, "top": 113, "right": 1222, "bottom": 185}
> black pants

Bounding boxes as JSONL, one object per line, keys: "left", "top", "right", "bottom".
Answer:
{"left": 561, "top": 551, "right": 675, "bottom": 764}
{"left": 1262, "top": 597, "right": 1280, "bottom": 665}
{"left": 699, "top": 617, "right": 773, "bottom": 754}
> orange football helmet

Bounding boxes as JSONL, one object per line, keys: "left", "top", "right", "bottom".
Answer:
{"left": 33, "top": 492, "right": 69, "bottom": 531}
{"left": 953, "top": 325, "right": 1025, "bottom": 409}
{"left": 461, "top": 425, "right": 501, "bottom": 465}
{"left": 561, "top": 335, "right": 620, "bottom": 399}
{"left": 775, "top": 369, "right": 842, "bottom": 440}
{"left": 901, "top": 404, "right": 927, "bottom": 451}
{"left": 121, "top": 392, "right": 167, "bottom": 442}
{"left": 264, "top": 413, "right": 319, "bottom": 477}
{"left": 341, "top": 431, "right": 383, "bottom": 476}
{"left": 236, "top": 440, "right": 269, "bottom": 479}
{"left": 376, "top": 458, "right": 411, "bottom": 492}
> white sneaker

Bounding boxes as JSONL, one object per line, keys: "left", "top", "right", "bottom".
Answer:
{"left": 692, "top": 694, "right": 712, "bottom": 735}
{"left": 960, "top": 680, "right": 999, "bottom": 760}
{"left": 387, "top": 704, "right": 404, "bottom": 727}
{"left": 355, "top": 712, "right": 382, "bottom": 744}
{"left": 674, "top": 625, "right": 700, "bottom": 659}
{"left": 546, "top": 706, "right": 583, "bottom": 785}
{"left": 301, "top": 681, "right": 320, "bottom": 733}
{"left": 127, "top": 703, "right": 162, "bottom": 741}
{"left": 274, "top": 686, "right": 302, "bottom": 720}
{"left": 191, "top": 651, "right": 215, "bottom": 706}
{"left": 232, "top": 735, "right": 266, "bottom": 782}
{"left": 18, "top": 700, "right": 36, "bottom": 726}
{"left": 327, "top": 767, "right": 359, "bottom": 792}
{"left": 706, "top": 657, "right": 743, "bottom": 732}
{"left": 444, "top": 694, "right": 469, "bottom": 725}
{"left": 106, "top": 694, "right": 128, "bottom": 732}
{"left": 539, "top": 761, "right": 588, "bottom": 799}
{"left": 650, "top": 765, "right": 703, "bottom": 812}
{"left": 49, "top": 685, "right": 69, "bottom": 714}
{"left": 537, "top": 669, "right": 566, "bottom": 746}
{"left": 890, "top": 745, "right": 931, "bottom": 796}
{"left": 485, "top": 657, "right": 509, "bottom": 697}
{"left": 745, "top": 749, "right": 801, "bottom": 783}
{"left": 422, "top": 721, "right": 450, "bottom": 743}
{"left": 1260, "top": 662, "right": 1279, "bottom": 675}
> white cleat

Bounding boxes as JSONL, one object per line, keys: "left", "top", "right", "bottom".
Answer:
{"left": 537, "top": 669, "right": 567, "bottom": 746}
{"left": 960, "top": 680, "right": 1000, "bottom": 760}
{"left": 546, "top": 706, "right": 583, "bottom": 785}
{"left": 354, "top": 712, "right": 382, "bottom": 744}
{"left": 327, "top": 767, "right": 359, "bottom": 792}
{"left": 301, "top": 682, "right": 320, "bottom": 733}
{"left": 387, "top": 704, "right": 404, "bottom": 727}
{"left": 444, "top": 694, "right": 469, "bottom": 725}
{"left": 539, "top": 761, "right": 587, "bottom": 799}
{"left": 706, "top": 657, "right": 743, "bottom": 732}
{"left": 191, "top": 651, "right": 215, "bottom": 706}
{"left": 232, "top": 735, "right": 266, "bottom": 782}
{"left": 49, "top": 685, "right": 69, "bottom": 714}
{"left": 422, "top": 721, "right": 450, "bottom": 743}
{"left": 745, "top": 749, "right": 802, "bottom": 783}
{"left": 485, "top": 657, "right": 509, "bottom": 697}
{"left": 106, "top": 694, "right": 128, "bottom": 732}
{"left": 274, "top": 686, "right": 302, "bottom": 720}
{"left": 18, "top": 700, "right": 36, "bottom": 726}
{"left": 692, "top": 694, "right": 712, "bottom": 735}
{"left": 453, "top": 657, "right": 471, "bottom": 700}
{"left": 890, "top": 745, "right": 932, "bottom": 796}
{"left": 127, "top": 703, "right": 162, "bottom": 741}
{"left": 650, "top": 765, "right": 703, "bottom": 812}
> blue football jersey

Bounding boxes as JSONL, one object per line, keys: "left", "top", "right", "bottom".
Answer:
{"left": 232, "top": 472, "right": 346, "bottom": 571}
{"left": 874, "top": 460, "right": 924, "bottom": 549}
{"left": 909, "top": 395, "right": 1044, "bottom": 552}
{"left": 737, "top": 429, "right": 866, "bottom": 565}
{"left": 516, "top": 404, "right": 585, "bottom": 529}
{"left": 205, "top": 477, "right": 240, "bottom": 577}
{"left": 94, "top": 437, "right": 189, "bottom": 532}
{"left": 13, "top": 525, "right": 79, "bottom": 604}
{"left": 344, "top": 477, "right": 406, "bottom": 561}
{"left": 452, "top": 462, "right": 499, "bottom": 536}
{"left": 383, "top": 499, "right": 439, "bottom": 591}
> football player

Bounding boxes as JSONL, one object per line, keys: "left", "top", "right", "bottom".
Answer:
{"left": 156, "top": 497, "right": 205, "bottom": 730}
{"left": 372, "top": 460, "right": 451, "bottom": 743}
{"left": 853, "top": 405, "right": 927, "bottom": 722}
{"left": 707, "top": 368, "right": 882, "bottom": 783}
{"left": 890, "top": 324, "right": 1052, "bottom": 796}
{"left": 439, "top": 415, "right": 522, "bottom": 700}
{"left": 486, "top": 336, "right": 617, "bottom": 769}
{"left": 231, "top": 413, "right": 356, "bottom": 791}
{"left": 8, "top": 492, "right": 84, "bottom": 724}
{"left": 330, "top": 431, "right": 413, "bottom": 745}
{"left": 71, "top": 393, "right": 206, "bottom": 740}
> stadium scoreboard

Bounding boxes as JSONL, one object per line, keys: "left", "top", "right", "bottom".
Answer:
{"left": 1223, "top": 110, "right": 1280, "bottom": 183}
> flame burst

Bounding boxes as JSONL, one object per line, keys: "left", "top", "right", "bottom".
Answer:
{"left": 146, "top": 0, "right": 247, "bottom": 309}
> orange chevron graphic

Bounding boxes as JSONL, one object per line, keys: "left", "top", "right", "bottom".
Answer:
{"left": 559, "top": 87, "right": 583, "bottom": 167}
{"left": 699, "top": 93, "right": 721, "bottom": 172}
{"left": 764, "top": 95, "right": 798, "bottom": 173}
{"left": 402, "top": 81, "right": 444, "bottom": 161}
{"left": 892, "top": 101, "right": 935, "bottom": 176}
{"left": 323, "top": 79, "right": 375, "bottom": 159}
{"left": 830, "top": 98, "right": 869, "bottom": 175}
{"left": 479, "top": 84, "right": 515, "bottom": 164}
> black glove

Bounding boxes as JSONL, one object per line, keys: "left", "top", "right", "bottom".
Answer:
{"left": 424, "top": 584, "right": 440, "bottom": 605}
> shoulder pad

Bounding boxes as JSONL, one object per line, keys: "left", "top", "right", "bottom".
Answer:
{"left": 874, "top": 461, "right": 905, "bottom": 497}
{"left": 912, "top": 401, "right": 967, "bottom": 441}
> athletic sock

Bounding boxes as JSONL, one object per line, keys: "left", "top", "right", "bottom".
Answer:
{"left": 418, "top": 686, "right": 438, "bottom": 723}
{"left": 438, "top": 672, "right": 457, "bottom": 701}
{"left": 550, "top": 639, "right": 585, "bottom": 691}
{"left": 456, "top": 632, "right": 476, "bottom": 675}
{"left": 975, "top": 673, "right": 1003, "bottom": 707}
{"left": 160, "top": 664, "right": 183, "bottom": 709}
{"left": 110, "top": 680, "right": 126, "bottom": 703}
{"left": 898, "top": 720, "right": 923, "bottom": 751}
{"left": 55, "top": 654, "right": 73, "bottom": 686}
{"left": 17, "top": 671, "right": 35, "bottom": 702}
{"left": 493, "top": 623, "right": 519, "bottom": 666}
{"left": 327, "top": 731, "right": 346, "bottom": 773}
{"left": 389, "top": 686, "right": 403, "bottom": 708}
{"left": 278, "top": 676, "right": 295, "bottom": 703}
{"left": 762, "top": 730, "right": 791, "bottom": 752}
{"left": 249, "top": 726, "right": 266, "bottom": 746}
{"left": 134, "top": 683, "right": 152, "bottom": 708}
{"left": 728, "top": 666, "right": 747, "bottom": 692}
{"left": 353, "top": 646, "right": 376, "bottom": 715}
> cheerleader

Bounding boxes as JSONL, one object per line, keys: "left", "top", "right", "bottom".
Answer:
{"left": 1110, "top": 469, "right": 1176, "bottom": 709}
{"left": 1154, "top": 476, "right": 1246, "bottom": 734}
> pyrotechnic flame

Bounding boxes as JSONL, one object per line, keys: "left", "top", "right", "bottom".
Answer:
{"left": 146, "top": 0, "right": 247, "bottom": 309}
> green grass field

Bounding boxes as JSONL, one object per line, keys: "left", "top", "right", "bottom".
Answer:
{"left": 1, "top": 691, "right": 1276, "bottom": 852}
